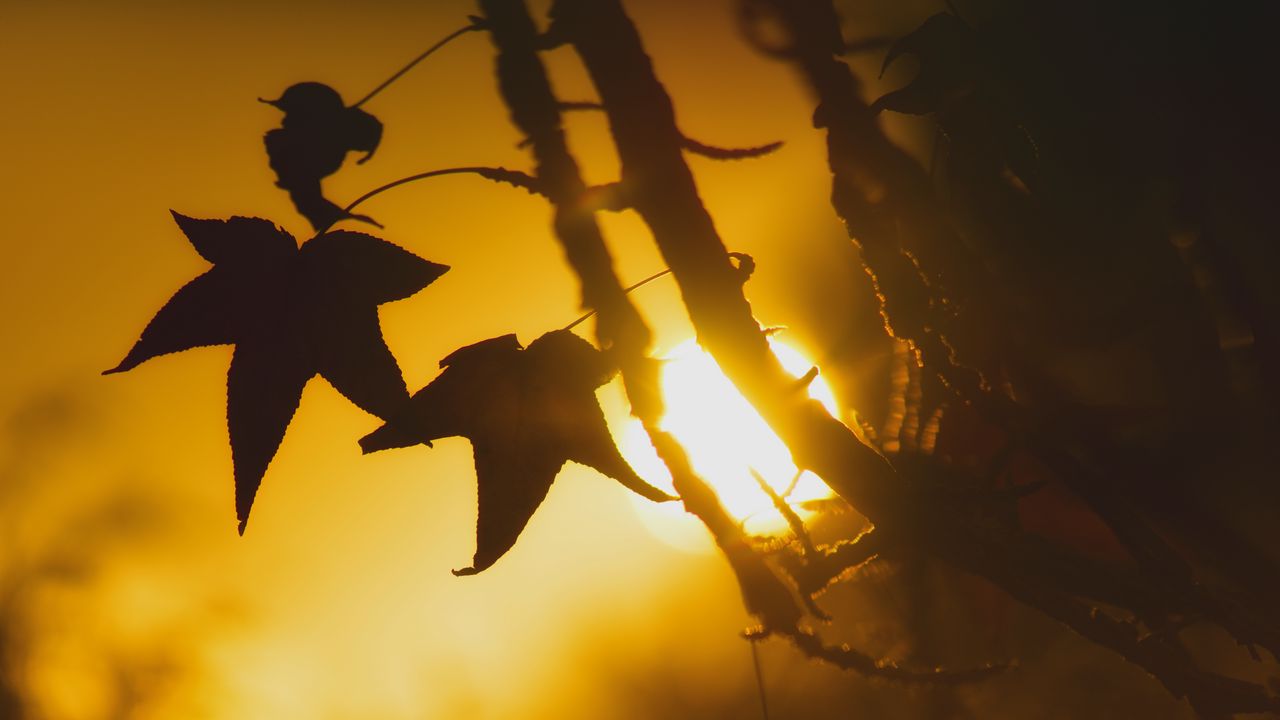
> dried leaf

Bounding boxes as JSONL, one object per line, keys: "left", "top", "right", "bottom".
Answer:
{"left": 360, "top": 330, "right": 675, "bottom": 575}
{"left": 106, "top": 212, "right": 447, "bottom": 532}
{"left": 261, "top": 82, "right": 385, "bottom": 231}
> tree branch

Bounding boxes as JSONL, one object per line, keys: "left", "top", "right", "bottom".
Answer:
{"left": 743, "top": 0, "right": 1280, "bottom": 713}
{"left": 478, "top": 0, "right": 652, "bottom": 405}
{"left": 478, "top": 0, "right": 805, "bottom": 642}
{"left": 480, "top": 1, "right": 1011, "bottom": 683}
{"left": 550, "top": 0, "right": 910, "bottom": 536}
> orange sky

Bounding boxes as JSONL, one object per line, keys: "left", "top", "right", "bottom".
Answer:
{"left": 0, "top": 1, "right": 898, "bottom": 717}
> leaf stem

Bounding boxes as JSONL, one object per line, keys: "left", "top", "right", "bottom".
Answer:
{"left": 352, "top": 22, "right": 483, "bottom": 108}
{"left": 563, "top": 268, "right": 672, "bottom": 331}
{"left": 750, "top": 638, "right": 771, "bottom": 720}
{"left": 343, "top": 166, "right": 520, "bottom": 217}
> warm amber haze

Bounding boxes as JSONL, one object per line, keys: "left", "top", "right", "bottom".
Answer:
{"left": 0, "top": 1, "right": 891, "bottom": 717}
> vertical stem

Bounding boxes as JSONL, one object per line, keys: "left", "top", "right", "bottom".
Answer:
{"left": 478, "top": 0, "right": 650, "bottom": 387}
{"left": 750, "top": 639, "right": 771, "bottom": 720}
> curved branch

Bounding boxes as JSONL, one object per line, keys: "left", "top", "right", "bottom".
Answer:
{"left": 353, "top": 21, "right": 485, "bottom": 108}
{"left": 342, "top": 166, "right": 543, "bottom": 216}
{"left": 556, "top": 100, "right": 785, "bottom": 160}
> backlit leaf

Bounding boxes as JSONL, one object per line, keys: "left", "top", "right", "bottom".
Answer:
{"left": 360, "top": 330, "right": 675, "bottom": 575}
{"left": 107, "top": 212, "right": 447, "bottom": 532}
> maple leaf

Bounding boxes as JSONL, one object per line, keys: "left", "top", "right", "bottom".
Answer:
{"left": 359, "top": 330, "right": 676, "bottom": 575}
{"left": 260, "top": 82, "right": 385, "bottom": 231}
{"left": 105, "top": 212, "right": 448, "bottom": 532}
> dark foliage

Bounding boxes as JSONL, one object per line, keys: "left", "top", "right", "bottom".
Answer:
{"left": 106, "top": 212, "right": 447, "bottom": 531}
{"left": 870, "top": 13, "right": 980, "bottom": 116}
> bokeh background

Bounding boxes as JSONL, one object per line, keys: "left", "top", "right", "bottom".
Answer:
{"left": 0, "top": 0, "right": 1248, "bottom": 717}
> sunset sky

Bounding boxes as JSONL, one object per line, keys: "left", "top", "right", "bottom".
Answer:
{"left": 0, "top": 1, "right": 1206, "bottom": 718}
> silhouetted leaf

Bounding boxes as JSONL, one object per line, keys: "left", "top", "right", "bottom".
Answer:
{"left": 261, "top": 82, "right": 385, "bottom": 231}
{"left": 106, "top": 212, "right": 448, "bottom": 532}
{"left": 871, "top": 13, "right": 981, "bottom": 116}
{"left": 359, "top": 329, "right": 675, "bottom": 575}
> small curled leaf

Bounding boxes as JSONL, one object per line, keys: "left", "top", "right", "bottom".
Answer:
{"left": 262, "top": 82, "right": 385, "bottom": 231}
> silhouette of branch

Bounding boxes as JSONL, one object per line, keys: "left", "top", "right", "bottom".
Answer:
{"left": 579, "top": 182, "right": 630, "bottom": 211}
{"left": 539, "top": 0, "right": 1280, "bottom": 709}
{"left": 549, "top": 101, "right": 785, "bottom": 160}
{"left": 1002, "top": 576, "right": 1280, "bottom": 717}
{"left": 335, "top": 166, "right": 543, "bottom": 233}
{"left": 682, "top": 136, "right": 784, "bottom": 161}
{"left": 749, "top": 639, "right": 771, "bottom": 720}
{"left": 479, "top": 8, "right": 856, "bottom": 673}
{"left": 782, "top": 626, "right": 1010, "bottom": 684}
{"left": 542, "top": 0, "right": 1029, "bottom": 684}
{"left": 341, "top": 167, "right": 632, "bottom": 234}
{"left": 651, "top": 424, "right": 1000, "bottom": 684}
{"left": 479, "top": 5, "right": 819, "bottom": 646}
{"left": 550, "top": 0, "right": 907, "bottom": 540}
{"left": 776, "top": 526, "right": 886, "bottom": 597}
{"left": 478, "top": 0, "right": 656, "bottom": 424}
{"left": 643, "top": 422, "right": 806, "bottom": 632}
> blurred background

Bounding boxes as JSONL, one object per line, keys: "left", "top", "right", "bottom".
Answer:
{"left": 0, "top": 0, "right": 1266, "bottom": 717}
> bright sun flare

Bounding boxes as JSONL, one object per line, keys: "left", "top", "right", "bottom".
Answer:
{"left": 617, "top": 338, "right": 839, "bottom": 552}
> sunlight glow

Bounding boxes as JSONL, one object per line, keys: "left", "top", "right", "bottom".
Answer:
{"left": 619, "top": 338, "right": 839, "bottom": 552}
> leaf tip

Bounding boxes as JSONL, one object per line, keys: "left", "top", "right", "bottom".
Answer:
{"left": 102, "top": 355, "right": 140, "bottom": 376}
{"left": 451, "top": 566, "right": 479, "bottom": 577}
{"left": 357, "top": 433, "right": 381, "bottom": 455}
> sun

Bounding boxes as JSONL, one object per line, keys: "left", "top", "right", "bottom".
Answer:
{"left": 617, "top": 338, "right": 839, "bottom": 552}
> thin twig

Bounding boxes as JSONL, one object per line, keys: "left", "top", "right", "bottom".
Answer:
{"left": 751, "top": 468, "right": 818, "bottom": 558}
{"left": 780, "top": 468, "right": 804, "bottom": 499}
{"left": 750, "top": 639, "right": 771, "bottom": 720}
{"left": 563, "top": 269, "right": 672, "bottom": 331}
{"left": 352, "top": 22, "right": 483, "bottom": 108}
{"left": 342, "top": 166, "right": 540, "bottom": 218}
